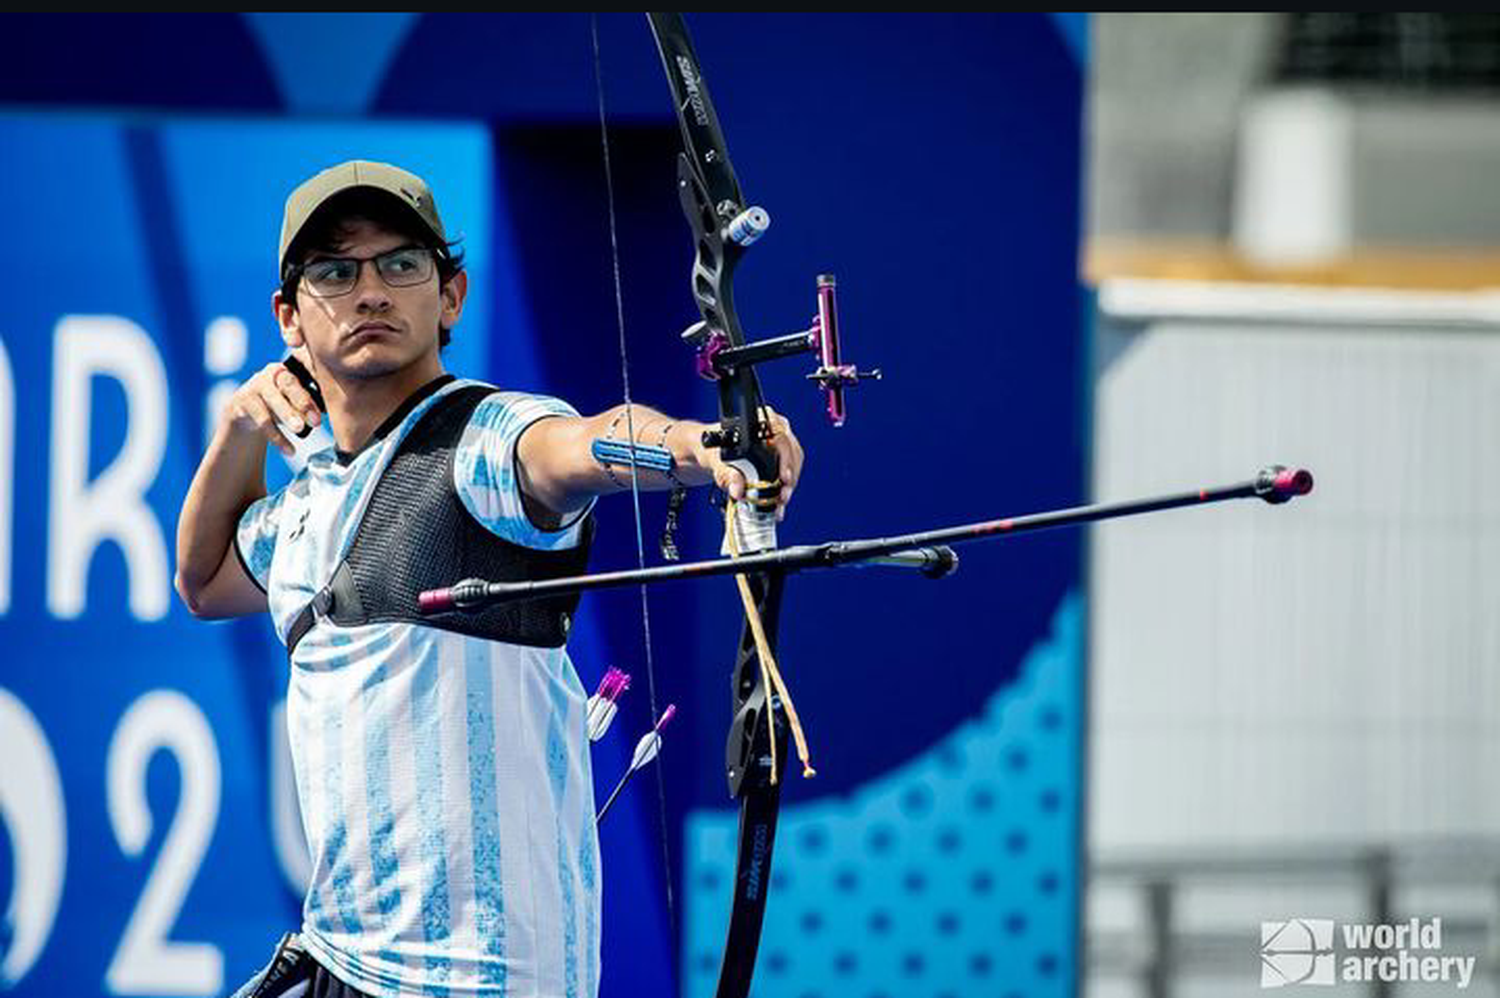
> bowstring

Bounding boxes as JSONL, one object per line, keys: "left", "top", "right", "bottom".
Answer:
{"left": 590, "top": 13, "right": 677, "bottom": 945}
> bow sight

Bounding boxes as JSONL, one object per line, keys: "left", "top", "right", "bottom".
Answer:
{"left": 685, "top": 273, "right": 882, "bottom": 433}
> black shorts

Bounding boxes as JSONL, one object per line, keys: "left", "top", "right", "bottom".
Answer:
{"left": 229, "top": 934, "right": 375, "bottom": 998}
{"left": 304, "top": 962, "right": 375, "bottom": 998}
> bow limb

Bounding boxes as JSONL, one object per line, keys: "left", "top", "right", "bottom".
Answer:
{"left": 647, "top": 14, "right": 794, "bottom": 998}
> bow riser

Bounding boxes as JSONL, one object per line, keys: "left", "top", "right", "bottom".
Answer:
{"left": 674, "top": 155, "right": 782, "bottom": 494}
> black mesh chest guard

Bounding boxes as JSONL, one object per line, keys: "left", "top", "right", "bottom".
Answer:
{"left": 286, "top": 385, "right": 593, "bottom": 658}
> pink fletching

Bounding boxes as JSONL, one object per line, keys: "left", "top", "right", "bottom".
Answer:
{"left": 596, "top": 668, "right": 632, "bottom": 703}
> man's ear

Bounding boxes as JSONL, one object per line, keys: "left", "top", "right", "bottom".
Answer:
{"left": 272, "top": 289, "right": 304, "bottom": 348}
{"left": 439, "top": 270, "right": 468, "bottom": 332}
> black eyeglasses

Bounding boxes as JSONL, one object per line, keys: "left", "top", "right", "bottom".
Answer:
{"left": 292, "top": 246, "right": 436, "bottom": 298}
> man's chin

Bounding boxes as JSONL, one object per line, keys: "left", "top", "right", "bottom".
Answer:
{"left": 330, "top": 349, "right": 420, "bottom": 382}
{"left": 344, "top": 360, "right": 404, "bottom": 380}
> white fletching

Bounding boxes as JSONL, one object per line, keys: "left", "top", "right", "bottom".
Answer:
{"left": 587, "top": 698, "right": 619, "bottom": 742}
{"left": 630, "top": 730, "right": 663, "bottom": 771}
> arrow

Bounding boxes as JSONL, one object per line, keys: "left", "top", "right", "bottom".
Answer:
{"left": 596, "top": 705, "right": 677, "bottom": 825}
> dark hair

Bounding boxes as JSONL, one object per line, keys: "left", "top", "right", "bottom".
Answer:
{"left": 279, "top": 188, "right": 466, "bottom": 348}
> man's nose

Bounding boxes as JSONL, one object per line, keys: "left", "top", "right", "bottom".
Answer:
{"left": 353, "top": 260, "right": 392, "bottom": 310}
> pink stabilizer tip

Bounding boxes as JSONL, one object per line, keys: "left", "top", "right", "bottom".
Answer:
{"left": 418, "top": 589, "right": 452, "bottom": 613}
{"left": 1275, "top": 468, "right": 1314, "bottom": 496}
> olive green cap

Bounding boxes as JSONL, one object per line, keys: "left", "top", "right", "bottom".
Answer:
{"left": 278, "top": 160, "right": 446, "bottom": 275}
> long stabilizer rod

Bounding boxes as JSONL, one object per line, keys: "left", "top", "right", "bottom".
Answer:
{"left": 419, "top": 464, "right": 1313, "bottom": 613}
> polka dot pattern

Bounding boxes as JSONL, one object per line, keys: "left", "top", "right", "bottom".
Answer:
{"left": 683, "top": 593, "right": 1082, "bottom": 997}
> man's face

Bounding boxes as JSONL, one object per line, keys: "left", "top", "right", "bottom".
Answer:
{"left": 273, "top": 217, "right": 465, "bottom": 383}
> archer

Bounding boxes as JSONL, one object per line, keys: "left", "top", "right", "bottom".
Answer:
{"left": 174, "top": 159, "right": 803, "bottom": 998}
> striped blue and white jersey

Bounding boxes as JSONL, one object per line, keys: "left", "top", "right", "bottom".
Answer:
{"left": 236, "top": 376, "right": 601, "bottom": 998}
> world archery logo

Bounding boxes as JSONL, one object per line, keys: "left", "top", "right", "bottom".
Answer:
{"left": 1261, "top": 916, "right": 1475, "bottom": 988}
{"left": 1262, "top": 919, "right": 1336, "bottom": 987}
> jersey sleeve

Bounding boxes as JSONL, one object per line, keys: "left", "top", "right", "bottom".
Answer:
{"left": 453, "top": 391, "right": 595, "bottom": 550}
{"left": 233, "top": 488, "right": 287, "bottom": 593}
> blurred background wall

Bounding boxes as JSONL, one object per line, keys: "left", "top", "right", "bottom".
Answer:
{"left": 1088, "top": 13, "right": 1500, "bottom": 998}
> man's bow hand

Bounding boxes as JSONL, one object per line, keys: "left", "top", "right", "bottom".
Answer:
{"left": 698, "top": 407, "right": 804, "bottom": 521}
